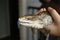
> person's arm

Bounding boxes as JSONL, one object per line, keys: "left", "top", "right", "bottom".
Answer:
{"left": 39, "top": 7, "right": 60, "bottom": 36}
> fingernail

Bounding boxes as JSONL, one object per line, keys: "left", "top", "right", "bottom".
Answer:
{"left": 48, "top": 7, "right": 53, "bottom": 10}
{"left": 39, "top": 8, "right": 44, "bottom": 12}
{"left": 43, "top": 8, "right": 46, "bottom": 11}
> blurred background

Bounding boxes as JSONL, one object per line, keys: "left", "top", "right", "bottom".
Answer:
{"left": 0, "top": 0, "right": 10, "bottom": 40}
{"left": 0, "top": 0, "right": 18, "bottom": 40}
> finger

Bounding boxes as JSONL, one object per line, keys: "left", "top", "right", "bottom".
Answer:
{"left": 39, "top": 8, "right": 44, "bottom": 12}
{"left": 43, "top": 8, "right": 46, "bottom": 12}
{"left": 40, "top": 8, "right": 46, "bottom": 12}
{"left": 35, "top": 8, "right": 43, "bottom": 15}
{"left": 35, "top": 8, "right": 46, "bottom": 15}
{"left": 48, "top": 7, "right": 60, "bottom": 25}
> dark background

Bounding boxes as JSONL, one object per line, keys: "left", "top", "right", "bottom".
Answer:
{"left": 9, "top": 0, "right": 20, "bottom": 40}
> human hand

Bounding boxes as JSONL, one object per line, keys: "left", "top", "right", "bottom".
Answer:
{"left": 48, "top": 7, "right": 60, "bottom": 26}
{"left": 38, "top": 7, "right": 60, "bottom": 36}
{"left": 38, "top": 7, "right": 60, "bottom": 27}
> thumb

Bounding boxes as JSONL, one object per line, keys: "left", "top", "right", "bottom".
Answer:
{"left": 48, "top": 7, "right": 60, "bottom": 25}
{"left": 48, "top": 7, "right": 59, "bottom": 15}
